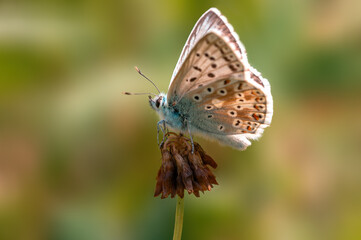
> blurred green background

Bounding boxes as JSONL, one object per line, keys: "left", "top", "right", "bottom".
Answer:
{"left": 1, "top": 0, "right": 361, "bottom": 239}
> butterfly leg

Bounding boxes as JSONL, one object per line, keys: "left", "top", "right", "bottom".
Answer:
{"left": 186, "top": 120, "right": 195, "bottom": 154}
{"left": 163, "top": 120, "right": 168, "bottom": 133}
{"left": 157, "top": 120, "right": 167, "bottom": 147}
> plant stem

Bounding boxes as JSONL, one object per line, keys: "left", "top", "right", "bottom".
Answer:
{"left": 173, "top": 196, "right": 184, "bottom": 240}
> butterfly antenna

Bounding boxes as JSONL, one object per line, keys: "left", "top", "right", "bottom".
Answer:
{"left": 134, "top": 66, "right": 161, "bottom": 94}
{"left": 122, "top": 92, "right": 157, "bottom": 96}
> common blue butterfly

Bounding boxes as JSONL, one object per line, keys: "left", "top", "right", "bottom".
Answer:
{"left": 134, "top": 8, "right": 273, "bottom": 150}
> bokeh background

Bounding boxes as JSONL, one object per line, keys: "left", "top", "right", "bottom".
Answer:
{"left": 1, "top": 0, "right": 361, "bottom": 239}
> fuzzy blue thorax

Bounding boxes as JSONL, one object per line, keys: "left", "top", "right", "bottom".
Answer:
{"left": 149, "top": 93, "right": 185, "bottom": 131}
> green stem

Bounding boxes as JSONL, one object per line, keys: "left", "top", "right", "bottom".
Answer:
{"left": 173, "top": 196, "right": 184, "bottom": 240}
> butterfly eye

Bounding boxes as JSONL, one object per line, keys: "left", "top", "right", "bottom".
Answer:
{"left": 156, "top": 97, "right": 162, "bottom": 108}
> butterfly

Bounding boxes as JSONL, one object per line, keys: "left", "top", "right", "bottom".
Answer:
{"left": 132, "top": 8, "right": 273, "bottom": 151}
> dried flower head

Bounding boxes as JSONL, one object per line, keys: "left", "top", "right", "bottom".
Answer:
{"left": 154, "top": 132, "right": 218, "bottom": 199}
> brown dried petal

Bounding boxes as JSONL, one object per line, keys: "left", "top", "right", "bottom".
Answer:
{"left": 154, "top": 168, "right": 163, "bottom": 197}
{"left": 188, "top": 153, "right": 211, "bottom": 191}
{"left": 195, "top": 143, "right": 218, "bottom": 168}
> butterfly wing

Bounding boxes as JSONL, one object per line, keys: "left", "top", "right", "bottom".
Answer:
{"left": 168, "top": 9, "right": 273, "bottom": 150}
{"left": 168, "top": 31, "right": 249, "bottom": 103}
{"left": 168, "top": 8, "right": 249, "bottom": 96}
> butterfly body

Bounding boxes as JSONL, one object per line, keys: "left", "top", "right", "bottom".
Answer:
{"left": 148, "top": 8, "right": 273, "bottom": 150}
{"left": 150, "top": 93, "right": 212, "bottom": 131}
{"left": 150, "top": 93, "right": 186, "bottom": 131}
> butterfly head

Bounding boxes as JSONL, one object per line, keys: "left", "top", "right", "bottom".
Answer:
{"left": 149, "top": 93, "right": 167, "bottom": 111}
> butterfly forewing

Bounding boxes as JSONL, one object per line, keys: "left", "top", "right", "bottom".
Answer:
{"left": 168, "top": 32, "right": 248, "bottom": 104}
{"left": 170, "top": 8, "right": 247, "bottom": 84}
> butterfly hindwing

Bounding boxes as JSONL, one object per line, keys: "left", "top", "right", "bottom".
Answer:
{"left": 179, "top": 77, "right": 269, "bottom": 135}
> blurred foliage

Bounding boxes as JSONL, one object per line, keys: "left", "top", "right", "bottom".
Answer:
{"left": 0, "top": 0, "right": 361, "bottom": 239}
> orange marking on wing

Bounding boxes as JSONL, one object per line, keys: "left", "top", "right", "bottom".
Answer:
{"left": 252, "top": 113, "right": 260, "bottom": 121}
{"left": 224, "top": 79, "right": 231, "bottom": 85}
